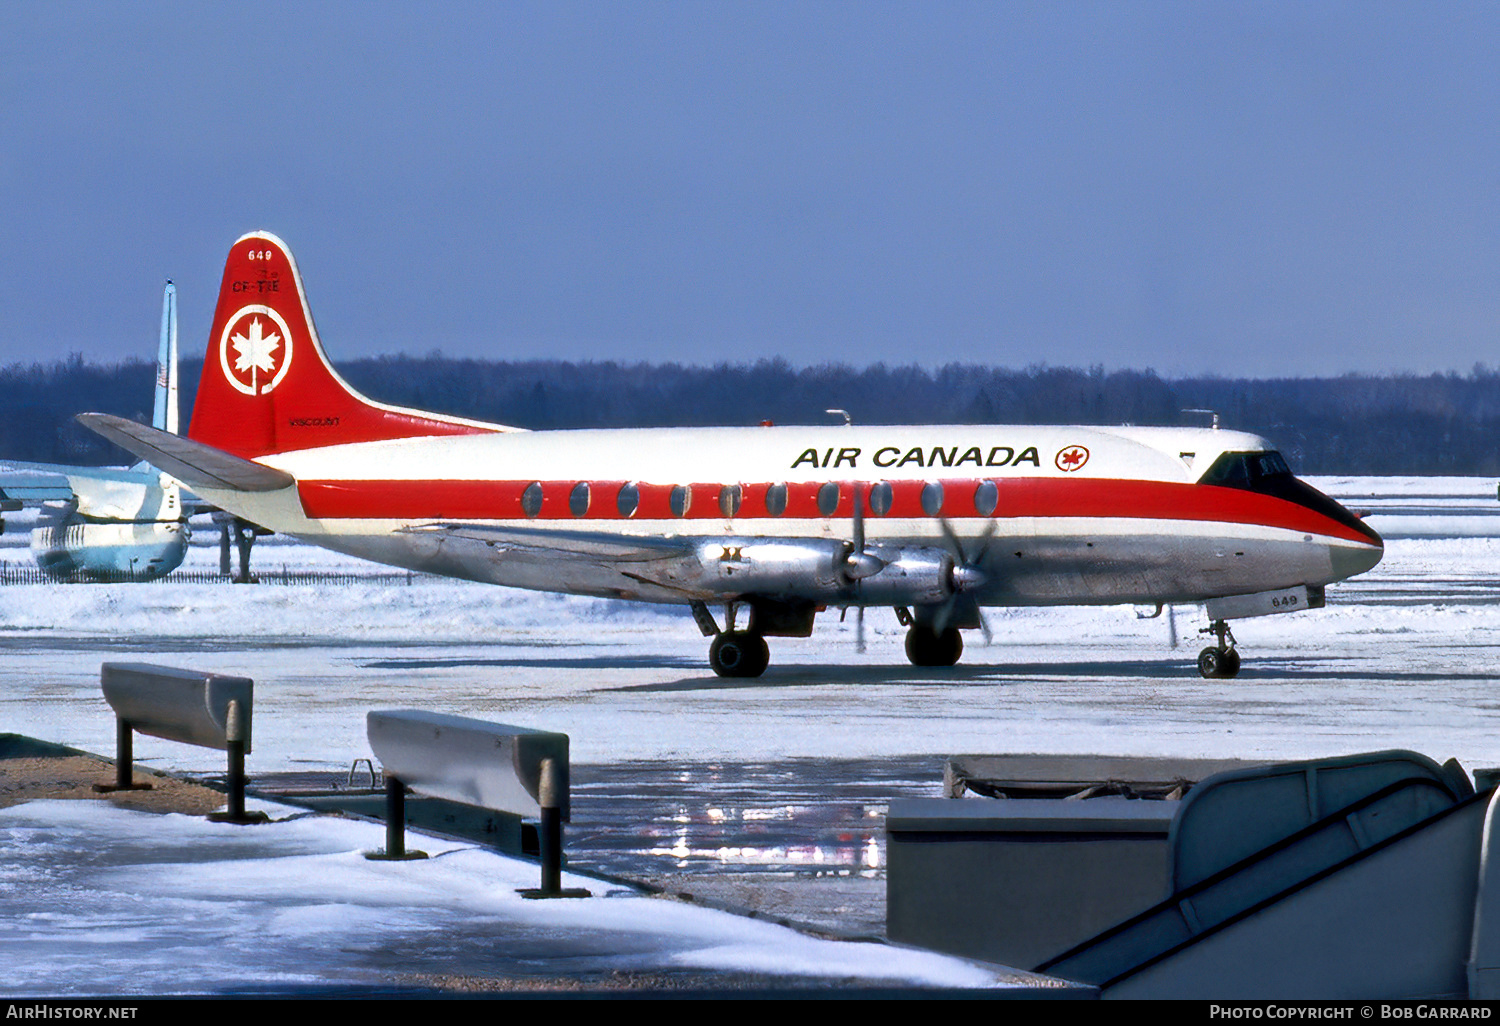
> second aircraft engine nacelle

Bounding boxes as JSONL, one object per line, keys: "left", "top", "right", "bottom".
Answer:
{"left": 30, "top": 520, "right": 190, "bottom": 582}
{"left": 688, "top": 539, "right": 961, "bottom": 607}
{"left": 849, "top": 548, "right": 957, "bottom": 606}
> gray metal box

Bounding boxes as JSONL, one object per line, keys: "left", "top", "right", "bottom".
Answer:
{"left": 887, "top": 797, "right": 1175, "bottom": 969}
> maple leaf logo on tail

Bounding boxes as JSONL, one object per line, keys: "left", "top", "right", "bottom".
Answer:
{"left": 219, "top": 305, "right": 294, "bottom": 396}
{"left": 232, "top": 317, "right": 279, "bottom": 376}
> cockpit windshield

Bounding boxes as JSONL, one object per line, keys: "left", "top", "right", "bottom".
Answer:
{"left": 1200, "top": 451, "right": 1292, "bottom": 489}
{"left": 1199, "top": 449, "right": 1381, "bottom": 545}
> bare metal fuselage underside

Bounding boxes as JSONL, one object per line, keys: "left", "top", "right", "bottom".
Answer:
{"left": 297, "top": 516, "right": 1353, "bottom": 608}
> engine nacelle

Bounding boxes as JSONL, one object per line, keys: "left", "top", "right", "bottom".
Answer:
{"left": 693, "top": 538, "right": 851, "bottom": 597}
{"left": 850, "top": 548, "right": 956, "bottom": 606}
{"left": 30, "top": 519, "right": 190, "bottom": 582}
{"left": 687, "top": 539, "right": 961, "bottom": 607}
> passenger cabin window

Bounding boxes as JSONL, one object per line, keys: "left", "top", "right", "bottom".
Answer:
{"left": 765, "top": 483, "right": 788, "bottom": 516}
{"left": 719, "top": 485, "right": 742, "bottom": 517}
{"left": 522, "top": 482, "right": 543, "bottom": 518}
{"left": 817, "top": 482, "right": 840, "bottom": 516}
{"left": 617, "top": 483, "right": 640, "bottom": 517}
{"left": 569, "top": 482, "right": 591, "bottom": 517}
{"left": 921, "top": 482, "right": 944, "bottom": 517}
{"left": 974, "top": 480, "right": 999, "bottom": 517}
{"left": 869, "top": 482, "right": 893, "bottom": 516}
{"left": 670, "top": 485, "right": 691, "bottom": 517}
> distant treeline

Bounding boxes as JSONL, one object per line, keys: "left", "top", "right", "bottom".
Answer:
{"left": 5, "top": 353, "right": 1500, "bottom": 476}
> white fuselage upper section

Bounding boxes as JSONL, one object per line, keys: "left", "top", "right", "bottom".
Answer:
{"left": 260, "top": 423, "right": 1256, "bottom": 489}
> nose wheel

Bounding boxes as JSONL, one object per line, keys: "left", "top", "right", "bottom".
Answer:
{"left": 1197, "top": 619, "right": 1241, "bottom": 679}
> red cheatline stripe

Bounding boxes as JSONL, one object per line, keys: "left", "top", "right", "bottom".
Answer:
{"left": 295, "top": 477, "right": 1379, "bottom": 546}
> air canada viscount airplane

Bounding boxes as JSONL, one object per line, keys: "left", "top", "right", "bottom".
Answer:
{"left": 82, "top": 232, "right": 1384, "bottom": 679}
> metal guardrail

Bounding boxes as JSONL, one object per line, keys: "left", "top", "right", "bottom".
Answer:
{"left": 365, "top": 710, "right": 587, "bottom": 898}
{"left": 96, "top": 662, "right": 265, "bottom": 824}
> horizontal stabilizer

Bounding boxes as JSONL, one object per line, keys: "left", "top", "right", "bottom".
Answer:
{"left": 76, "top": 414, "right": 294, "bottom": 493}
{"left": 0, "top": 466, "right": 75, "bottom": 501}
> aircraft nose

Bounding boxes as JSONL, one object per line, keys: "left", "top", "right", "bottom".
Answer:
{"left": 1330, "top": 534, "right": 1384, "bottom": 581}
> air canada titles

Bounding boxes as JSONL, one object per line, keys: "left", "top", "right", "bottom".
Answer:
{"left": 791, "top": 444, "right": 1043, "bottom": 470}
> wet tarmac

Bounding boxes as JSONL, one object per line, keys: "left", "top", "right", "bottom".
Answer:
{"left": 253, "top": 756, "right": 945, "bottom": 939}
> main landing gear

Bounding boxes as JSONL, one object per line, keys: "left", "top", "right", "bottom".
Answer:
{"left": 691, "top": 600, "right": 975, "bottom": 676}
{"left": 1197, "top": 619, "right": 1241, "bottom": 679}
{"left": 214, "top": 513, "right": 270, "bottom": 584}
{"left": 694, "top": 601, "right": 774, "bottom": 679}
{"left": 896, "top": 603, "right": 970, "bottom": 668}
{"left": 708, "top": 630, "right": 770, "bottom": 678}
{"left": 904, "top": 625, "right": 963, "bottom": 667}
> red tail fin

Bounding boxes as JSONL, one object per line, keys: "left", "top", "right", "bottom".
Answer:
{"left": 188, "top": 231, "right": 503, "bottom": 459}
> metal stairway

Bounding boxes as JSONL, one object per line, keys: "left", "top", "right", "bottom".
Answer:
{"left": 1037, "top": 751, "right": 1492, "bottom": 999}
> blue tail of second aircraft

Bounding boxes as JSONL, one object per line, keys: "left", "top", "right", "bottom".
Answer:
{"left": 151, "top": 281, "right": 178, "bottom": 435}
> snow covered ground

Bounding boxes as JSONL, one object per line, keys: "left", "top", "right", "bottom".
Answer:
{"left": 0, "top": 798, "right": 1005, "bottom": 995}
{"left": 2, "top": 477, "right": 1500, "bottom": 994}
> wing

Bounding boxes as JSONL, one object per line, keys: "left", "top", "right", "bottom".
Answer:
{"left": 397, "top": 522, "right": 710, "bottom": 600}
{"left": 395, "top": 523, "right": 860, "bottom": 608}
{"left": 0, "top": 457, "right": 209, "bottom": 519}
{"left": 399, "top": 522, "right": 695, "bottom": 562}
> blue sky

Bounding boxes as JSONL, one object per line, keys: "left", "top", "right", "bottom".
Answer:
{"left": 3, "top": 1, "right": 1498, "bottom": 376}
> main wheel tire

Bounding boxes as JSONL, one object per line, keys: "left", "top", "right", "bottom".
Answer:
{"left": 709, "top": 631, "right": 769, "bottom": 678}
{"left": 905, "top": 626, "right": 964, "bottom": 667}
{"left": 1198, "top": 646, "right": 1226, "bottom": 679}
{"left": 1220, "top": 648, "right": 1241, "bottom": 679}
{"left": 1198, "top": 646, "right": 1242, "bottom": 679}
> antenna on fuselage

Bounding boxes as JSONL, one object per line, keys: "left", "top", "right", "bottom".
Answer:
{"left": 825, "top": 408, "right": 852, "bottom": 426}
{"left": 1182, "top": 408, "right": 1220, "bottom": 430}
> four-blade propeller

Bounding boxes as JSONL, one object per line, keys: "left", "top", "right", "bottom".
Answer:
{"left": 841, "top": 483, "right": 885, "bottom": 652}
{"left": 934, "top": 517, "right": 994, "bottom": 644}
{"left": 838, "top": 484, "right": 994, "bottom": 652}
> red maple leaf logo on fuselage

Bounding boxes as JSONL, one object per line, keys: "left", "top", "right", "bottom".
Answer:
{"left": 1055, "top": 445, "right": 1089, "bottom": 472}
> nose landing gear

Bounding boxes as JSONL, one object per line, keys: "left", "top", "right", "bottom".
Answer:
{"left": 1197, "top": 619, "right": 1241, "bottom": 679}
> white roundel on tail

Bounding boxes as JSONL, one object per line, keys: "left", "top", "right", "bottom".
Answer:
{"left": 220, "top": 305, "right": 293, "bottom": 396}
